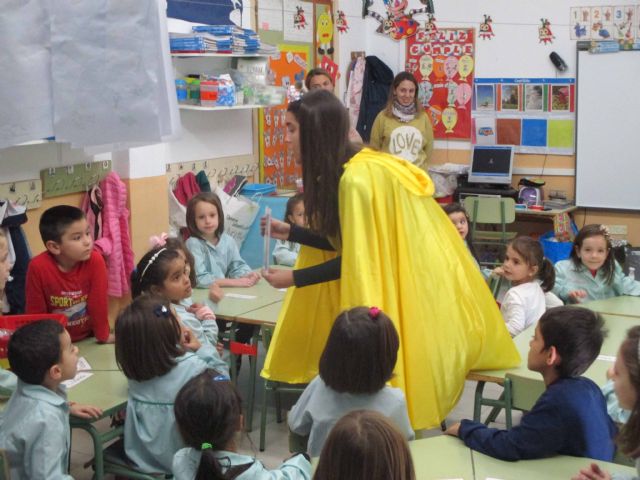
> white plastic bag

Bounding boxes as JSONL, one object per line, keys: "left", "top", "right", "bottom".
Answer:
{"left": 214, "top": 186, "right": 259, "bottom": 249}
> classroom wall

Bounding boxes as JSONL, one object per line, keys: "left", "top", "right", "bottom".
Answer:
{"left": 337, "top": 0, "right": 640, "bottom": 244}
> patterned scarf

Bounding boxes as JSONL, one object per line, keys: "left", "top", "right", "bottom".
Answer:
{"left": 392, "top": 99, "right": 417, "bottom": 123}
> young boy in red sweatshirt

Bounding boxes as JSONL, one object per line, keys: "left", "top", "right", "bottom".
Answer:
{"left": 25, "top": 205, "right": 114, "bottom": 343}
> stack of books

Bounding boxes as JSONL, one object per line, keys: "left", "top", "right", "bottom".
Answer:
{"left": 192, "top": 25, "right": 262, "bottom": 54}
{"left": 169, "top": 32, "right": 232, "bottom": 54}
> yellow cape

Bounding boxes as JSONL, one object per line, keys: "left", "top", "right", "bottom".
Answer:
{"left": 262, "top": 148, "right": 520, "bottom": 429}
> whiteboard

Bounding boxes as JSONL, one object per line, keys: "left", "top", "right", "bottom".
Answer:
{"left": 575, "top": 47, "right": 640, "bottom": 211}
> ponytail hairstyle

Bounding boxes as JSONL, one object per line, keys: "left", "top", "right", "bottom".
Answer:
{"left": 165, "top": 237, "right": 197, "bottom": 287}
{"left": 130, "top": 247, "right": 181, "bottom": 298}
{"left": 570, "top": 224, "right": 616, "bottom": 284}
{"left": 442, "top": 202, "right": 479, "bottom": 262}
{"left": 617, "top": 326, "right": 640, "bottom": 458}
{"left": 174, "top": 369, "right": 251, "bottom": 480}
{"left": 509, "top": 236, "right": 555, "bottom": 292}
{"left": 313, "top": 410, "right": 415, "bottom": 480}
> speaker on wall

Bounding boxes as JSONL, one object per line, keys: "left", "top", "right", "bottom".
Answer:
{"left": 549, "top": 51, "right": 568, "bottom": 72}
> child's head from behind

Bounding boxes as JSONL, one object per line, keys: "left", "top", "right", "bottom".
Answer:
{"left": 8, "top": 319, "right": 78, "bottom": 387}
{"left": 528, "top": 306, "right": 605, "bottom": 378}
{"left": 320, "top": 306, "right": 398, "bottom": 394}
{"left": 39, "top": 205, "right": 92, "bottom": 264}
{"left": 284, "top": 193, "right": 306, "bottom": 228}
{"left": 570, "top": 224, "right": 614, "bottom": 281}
{"left": 613, "top": 326, "right": 640, "bottom": 456}
{"left": 131, "top": 247, "right": 191, "bottom": 302}
{"left": 186, "top": 193, "right": 224, "bottom": 241}
{"left": 443, "top": 203, "right": 469, "bottom": 240}
{"left": 313, "top": 410, "right": 415, "bottom": 480}
{"left": 174, "top": 369, "right": 245, "bottom": 476}
{"left": 0, "top": 230, "right": 10, "bottom": 292}
{"left": 504, "top": 236, "right": 555, "bottom": 291}
{"left": 115, "top": 294, "right": 183, "bottom": 382}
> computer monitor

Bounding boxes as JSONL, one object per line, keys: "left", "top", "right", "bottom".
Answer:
{"left": 467, "top": 145, "right": 514, "bottom": 185}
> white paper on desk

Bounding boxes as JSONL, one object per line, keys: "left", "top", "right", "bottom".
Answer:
{"left": 76, "top": 356, "right": 92, "bottom": 372}
{"left": 62, "top": 357, "right": 93, "bottom": 389}
{"left": 225, "top": 293, "right": 258, "bottom": 300}
{"left": 597, "top": 354, "right": 616, "bottom": 362}
{"left": 263, "top": 207, "right": 272, "bottom": 271}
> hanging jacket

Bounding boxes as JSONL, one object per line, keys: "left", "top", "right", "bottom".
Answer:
{"left": 81, "top": 184, "right": 103, "bottom": 241}
{"left": 93, "top": 172, "right": 135, "bottom": 297}
{"left": 173, "top": 172, "right": 201, "bottom": 206}
{"left": 355, "top": 56, "right": 394, "bottom": 142}
{"left": 0, "top": 201, "right": 30, "bottom": 314}
{"left": 195, "top": 170, "right": 212, "bottom": 192}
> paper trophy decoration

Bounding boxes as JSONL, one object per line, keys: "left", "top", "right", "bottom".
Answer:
{"left": 538, "top": 18, "right": 555, "bottom": 44}
{"left": 365, "top": 0, "right": 435, "bottom": 41}
{"left": 479, "top": 14, "right": 494, "bottom": 39}
{"left": 336, "top": 10, "right": 349, "bottom": 33}
{"left": 317, "top": 11, "right": 334, "bottom": 54}
{"left": 319, "top": 55, "right": 339, "bottom": 84}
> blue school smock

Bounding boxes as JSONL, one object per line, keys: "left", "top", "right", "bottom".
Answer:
{"left": 0, "top": 368, "right": 16, "bottom": 397}
{"left": 553, "top": 260, "right": 640, "bottom": 303}
{"left": 288, "top": 376, "right": 415, "bottom": 458}
{"left": 0, "top": 380, "right": 72, "bottom": 479}
{"left": 186, "top": 234, "right": 252, "bottom": 288}
{"left": 272, "top": 240, "right": 300, "bottom": 267}
{"left": 174, "top": 298, "right": 219, "bottom": 346}
{"left": 124, "top": 345, "right": 229, "bottom": 474}
{"left": 172, "top": 449, "right": 311, "bottom": 480}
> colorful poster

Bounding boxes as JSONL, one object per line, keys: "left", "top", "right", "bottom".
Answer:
{"left": 569, "top": 5, "right": 639, "bottom": 40}
{"left": 268, "top": 43, "right": 309, "bottom": 88}
{"left": 260, "top": 105, "right": 301, "bottom": 188}
{"left": 472, "top": 78, "right": 575, "bottom": 155}
{"left": 406, "top": 28, "right": 475, "bottom": 140}
{"left": 283, "top": 0, "right": 313, "bottom": 43}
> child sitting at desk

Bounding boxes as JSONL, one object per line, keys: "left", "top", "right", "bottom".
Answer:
{"left": 172, "top": 369, "right": 311, "bottom": 480}
{"left": 573, "top": 326, "right": 640, "bottom": 480}
{"left": 0, "top": 320, "right": 102, "bottom": 479}
{"left": 314, "top": 410, "right": 415, "bottom": 480}
{"left": 445, "top": 306, "right": 616, "bottom": 461}
{"left": 272, "top": 193, "right": 305, "bottom": 267}
{"left": 0, "top": 230, "right": 17, "bottom": 397}
{"left": 554, "top": 224, "right": 640, "bottom": 303}
{"left": 25, "top": 205, "right": 114, "bottom": 343}
{"left": 288, "top": 306, "right": 414, "bottom": 457}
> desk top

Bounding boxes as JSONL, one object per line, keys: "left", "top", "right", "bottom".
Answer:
{"left": 584, "top": 296, "right": 640, "bottom": 319}
{"left": 515, "top": 205, "right": 577, "bottom": 217}
{"left": 192, "top": 277, "right": 286, "bottom": 321}
{"left": 76, "top": 338, "right": 118, "bottom": 371}
{"left": 67, "top": 370, "right": 128, "bottom": 418}
{"left": 472, "top": 449, "right": 636, "bottom": 480}
{"left": 236, "top": 301, "right": 283, "bottom": 326}
{"left": 410, "top": 436, "right": 474, "bottom": 479}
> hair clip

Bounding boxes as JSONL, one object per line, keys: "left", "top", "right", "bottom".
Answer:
{"left": 213, "top": 374, "right": 230, "bottom": 382}
{"left": 140, "top": 248, "right": 167, "bottom": 280}
{"left": 153, "top": 304, "right": 169, "bottom": 318}
{"left": 599, "top": 225, "right": 611, "bottom": 239}
{"left": 149, "top": 232, "right": 168, "bottom": 248}
{"left": 369, "top": 306, "right": 381, "bottom": 319}
{"left": 201, "top": 442, "right": 213, "bottom": 450}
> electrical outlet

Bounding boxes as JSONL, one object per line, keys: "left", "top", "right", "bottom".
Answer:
{"left": 607, "top": 224, "right": 628, "bottom": 235}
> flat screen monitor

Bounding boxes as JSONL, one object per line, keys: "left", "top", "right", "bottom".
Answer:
{"left": 468, "top": 146, "right": 514, "bottom": 185}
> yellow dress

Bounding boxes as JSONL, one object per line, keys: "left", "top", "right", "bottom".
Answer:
{"left": 262, "top": 148, "right": 519, "bottom": 429}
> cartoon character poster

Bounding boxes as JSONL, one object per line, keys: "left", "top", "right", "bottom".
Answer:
{"left": 406, "top": 28, "right": 475, "bottom": 140}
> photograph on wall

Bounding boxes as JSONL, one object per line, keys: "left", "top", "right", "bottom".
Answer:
{"left": 473, "top": 116, "right": 496, "bottom": 145}
{"left": 525, "top": 84, "right": 543, "bottom": 111}
{"left": 500, "top": 84, "right": 519, "bottom": 110}
{"left": 406, "top": 28, "right": 475, "bottom": 140}
{"left": 475, "top": 84, "right": 494, "bottom": 111}
{"left": 551, "top": 85, "right": 570, "bottom": 112}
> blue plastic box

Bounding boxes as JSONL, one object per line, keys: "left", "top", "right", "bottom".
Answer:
{"left": 240, "top": 183, "right": 277, "bottom": 196}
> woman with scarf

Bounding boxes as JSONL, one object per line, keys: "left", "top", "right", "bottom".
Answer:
{"left": 369, "top": 72, "right": 434, "bottom": 172}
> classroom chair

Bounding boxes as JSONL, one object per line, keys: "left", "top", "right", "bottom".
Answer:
{"left": 94, "top": 439, "right": 172, "bottom": 479}
{"left": 463, "top": 196, "right": 517, "bottom": 267}
{"left": 259, "top": 325, "right": 306, "bottom": 451}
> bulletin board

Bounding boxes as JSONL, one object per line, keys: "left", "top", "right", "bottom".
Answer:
{"left": 471, "top": 78, "right": 576, "bottom": 155}
{"left": 259, "top": 105, "right": 300, "bottom": 187}
{"left": 406, "top": 28, "right": 475, "bottom": 140}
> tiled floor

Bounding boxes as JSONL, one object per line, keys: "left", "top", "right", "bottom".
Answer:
{"left": 69, "top": 350, "right": 522, "bottom": 479}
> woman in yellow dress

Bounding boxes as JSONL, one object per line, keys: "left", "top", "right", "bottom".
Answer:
{"left": 262, "top": 90, "right": 518, "bottom": 430}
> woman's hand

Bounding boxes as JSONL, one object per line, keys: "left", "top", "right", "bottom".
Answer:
{"left": 261, "top": 216, "right": 291, "bottom": 241}
{"left": 571, "top": 463, "right": 611, "bottom": 480}
{"left": 263, "top": 268, "right": 295, "bottom": 289}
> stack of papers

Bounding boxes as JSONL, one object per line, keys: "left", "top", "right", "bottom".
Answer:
{"left": 170, "top": 32, "right": 232, "bottom": 53}
{"left": 191, "top": 26, "right": 263, "bottom": 54}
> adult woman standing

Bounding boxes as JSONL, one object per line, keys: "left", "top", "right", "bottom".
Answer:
{"left": 262, "top": 90, "right": 518, "bottom": 430}
{"left": 369, "top": 72, "right": 434, "bottom": 171}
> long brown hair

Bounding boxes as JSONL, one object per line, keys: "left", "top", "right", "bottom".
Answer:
{"left": 288, "top": 90, "right": 360, "bottom": 238}
{"left": 314, "top": 410, "right": 415, "bottom": 480}
{"left": 383, "top": 72, "right": 420, "bottom": 118}
{"left": 617, "top": 326, "right": 640, "bottom": 457}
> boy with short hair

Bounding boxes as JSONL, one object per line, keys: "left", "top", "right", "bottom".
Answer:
{"left": 0, "top": 320, "right": 102, "bottom": 479}
{"left": 26, "top": 205, "right": 114, "bottom": 343}
{"left": 446, "top": 306, "right": 616, "bottom": 461}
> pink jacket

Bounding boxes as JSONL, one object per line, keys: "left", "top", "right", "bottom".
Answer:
{"left": 94, "top": 172, "right": 135, "bottom": 297}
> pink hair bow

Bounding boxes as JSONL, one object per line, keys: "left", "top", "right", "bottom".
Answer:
{"left": 149, "top": 232, "right": 168, "bottom": 248}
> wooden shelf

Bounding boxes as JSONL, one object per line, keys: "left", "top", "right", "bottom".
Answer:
{"left": 179, "top": 104, "right": 266, "bottom": 111}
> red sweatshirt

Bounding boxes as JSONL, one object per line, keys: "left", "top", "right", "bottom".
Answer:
{"left": 25, "top": 250, "right": 110, "bottom": 342}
